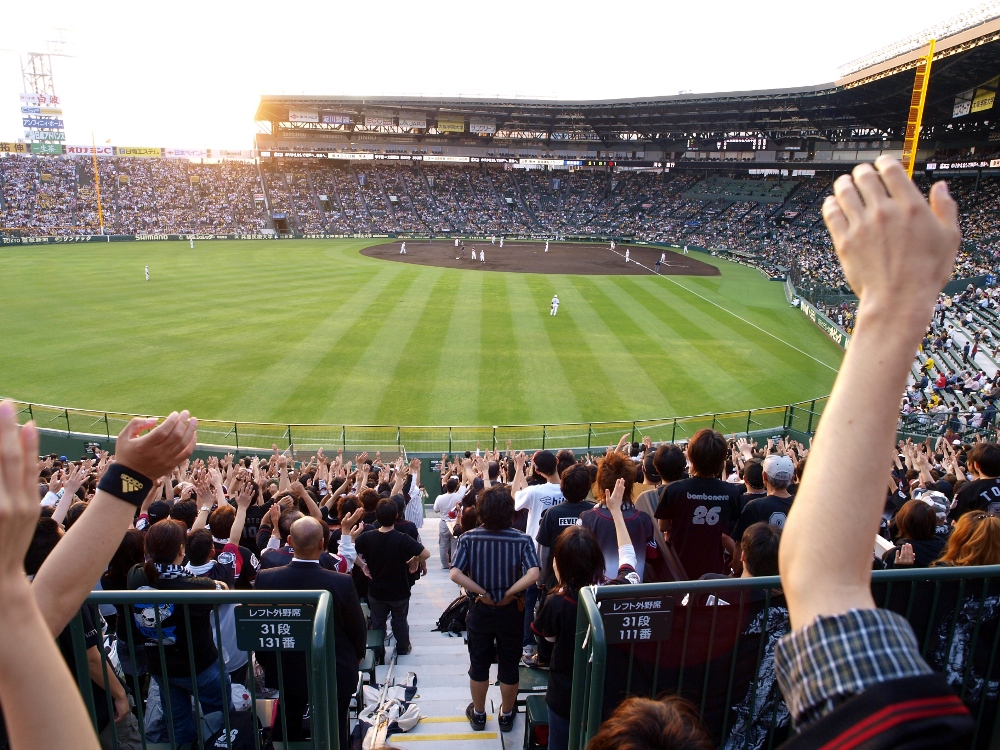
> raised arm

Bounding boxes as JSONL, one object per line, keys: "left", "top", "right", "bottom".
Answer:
{"left": 779, "top": 157, "right": 960, "bottom": 630}
{"left": 33, "top": 410, "right": 198, "bottom": 636}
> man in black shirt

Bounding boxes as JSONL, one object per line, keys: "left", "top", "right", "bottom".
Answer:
{"left": 732, "top": 455, "right": 794, "bottom": 575}
{"left": 535, "top": 464, "right": 595, "bottom": 590}
{"left": 948, "top": 441, "right": 1000, "bottom": 520}
{"left": 355, "top": 499, "right": 430, "bottom": 655}
{"left": 654, "top": 429, "right": 742, "bottom": 580}
{"left": 739, "top": 459, "right": 767, "bottom": 509}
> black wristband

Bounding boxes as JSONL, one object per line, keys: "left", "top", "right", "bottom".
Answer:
{"left": 98, "top": 464, "right": 154, "bottom": 507}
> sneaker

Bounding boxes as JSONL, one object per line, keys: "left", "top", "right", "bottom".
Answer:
{"left": 466, "top": 703, "right": 487, "bottom": 731}
{"left": 521, "top": 653, "right": 549, "bottom": 670}
{"left": 498, "top": 709, "right": 516, "bottom": 732}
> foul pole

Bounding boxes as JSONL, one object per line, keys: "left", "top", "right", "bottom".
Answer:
{"left": 901, "top": 38, "right": 936, "bottom": 178}
{"left": 90, "top": 133, "right": 105, "bottom": 235}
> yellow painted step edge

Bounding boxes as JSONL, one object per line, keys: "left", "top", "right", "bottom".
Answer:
{"left": 418, "top": 716, "right": 493, "bottom": 723}
{"left": 392, "top": 732, "right": 500, "bottom": 741}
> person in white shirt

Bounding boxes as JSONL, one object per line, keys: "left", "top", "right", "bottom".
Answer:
{"left": 400, "top": 242, "right": 406, "bottom": 255}
{"left": 499, "top": 237, "right": 504, "bottom": 248}
{"left": 455, "top": 238, "right": 460, "bottom": 248}
{"left": 511, "top": 450, "right": 565, "bottom": 659}
{"left": 660, "top": 251, "right": 666, "bottom": 264}
{"left": 550, "top": 295, "right": 559, "bottom": 316}
{"left": 480, "top": 249, "right": 485, "bottom": 264}
{"left": 145, "top": 265, "right": 150, "bottom": 281}
{"left": 624, "top": 248, "right": 630, "bottom": 263}
{"left": 545, "top": 239, "right": 549, "bottom": 252}
{"left": 190, "top": 238, "right": 194, "bottom": 249}
{"left": 610, "top": 240, "right": 616, "bottom": 251}
{"left": 433, "top": 475, "right": 467, "bottom": 569}
{"left": 471, "top": 248, "right": 478, "bottom": 261}
{"left": 491, "top": 235, "right": 496, "bottom": 244}
{"left": 683, "top": 245, "right": 689, "bottom": 254}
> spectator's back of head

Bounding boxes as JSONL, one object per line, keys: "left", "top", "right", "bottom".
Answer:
{"left": 477, "top": 486, "right": 515, "bottom": 530}
{"left": 743, "top": 459, "right": 764, "bottom": 491}
{"left": 533, "top": 450, "right": 558, "bottom": 477}
{"left": 741, "top": 522, "right": 781, "bottom": 577}
{"left": 209, "top": 504, "right": 236, "bottom": 540}
{"left": 895, "top": 499, "right": 937, "bottom": 541}
{"left": 278, "top": 508, "right": 304, "bottom": 543}
{"left": 555, "top": 449, "right": 575, "bottom": 478}
{"left": 25, "top": 517, "right": 64, "bottom": 576}
{"left": 186, "top": 528, "right": 214, "bottom": 567}
{"left": 939, "top": 513, "right": 1000, "bottom": 566}
{"left": 289, "top": 516, "right": 325, "bottom": 555}
{"left": 596, "top": 451, "right": 635, "bottom": 500}
{"left": 642, "top": 453, "right": 660, "bottom": 485}
{"left": 170, "top": 500, "right": 199, "bottom": 530}
{"left": 360, "top": 488, "right": 380, "bottom": 513}
{"left": 143, "top": 520, "right": 187, "bottom": 584}
{"left": 553, "top": 525, "right": 605, "bottom": 590}
{"left": 446, "top": 476, "right": 460, "bottom": 493}
{"left": 687, "top": 429, "right": 727, "bottom": 478}
{"left": 376, "top": 498, "right": 398, "bottom": 526}
{"left": 968, "top": 442, "right": 1000, "bottom": 477}
{"left": 653, "top": 443, "right": 686, "bottom": 483}
{"left": 587, "top": 695, "right": 712, "bottom": 750}
{"left": 561, "top": 463, "right": 592, "bottom": 503}
{"left": 487, "top": 461, "right": 501, "bottom": 481}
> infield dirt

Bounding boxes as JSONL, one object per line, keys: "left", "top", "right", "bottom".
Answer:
{"left": 360, "top": 240, "right": 720, "bottom": 276}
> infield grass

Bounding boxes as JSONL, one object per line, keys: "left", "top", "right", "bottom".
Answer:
{"left": 0, "top": 239, "right": 843, "bottom": 426}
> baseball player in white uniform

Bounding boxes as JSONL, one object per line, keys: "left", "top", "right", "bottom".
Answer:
{"left": 400, "top": 242, "right": 407, "bottom": 254}
{"left": 550, "top": 295, "right": 559, "bottom": 316}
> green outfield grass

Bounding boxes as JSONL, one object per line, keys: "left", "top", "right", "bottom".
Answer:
{"left": 0, "top": 239, "right": 843, "bottom": 426}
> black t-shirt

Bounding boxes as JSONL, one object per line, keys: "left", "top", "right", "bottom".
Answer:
{"left": 739, "top": 491, "right": 767, "bottom": 510}
{"left": 126, "top": 565, "right": 221, "bottom": 677}
{"left": 57, "top": 605, "right": 112, "bottom": 732}
{"left": 393, "top": 519, "right": 420, "bottom": 540}
{"left": 355, "top": 529, "right": 425, "bottom": 601}
{"left": 536, "top": 501, "right": 595, "bottom": 588}
{"left": 949, "top": 477, "right": 1000, "bottom": 521}
{"left": 241, "top": 502, "right": 272, "bottom": 555}
{"left": 733, "top": 494, "right": 793, "bottom": 542}
{"left": 212, "top": 540, "right": 260, "bottom": 590}
{"left": 654, "top": 476, "right": 742, "bottom": 580}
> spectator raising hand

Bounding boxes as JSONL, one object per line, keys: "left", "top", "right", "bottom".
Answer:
{"left": 775, "top": 158, "right": 973, "bottom": 742}
{"left": 0, "top": 400, "right": 101, "bottom": 750}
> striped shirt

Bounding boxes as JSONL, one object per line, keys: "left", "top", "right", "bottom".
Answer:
{"left": 451, "top": 527, "right": 540, "bottom": 603}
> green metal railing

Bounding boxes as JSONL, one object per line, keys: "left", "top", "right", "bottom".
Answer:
{"left": 8, "top": 396, "right": 830, "bottom": 453}
{"left": 568, "top": 566, "right": 1000, "bottom": 750}
{"left": 71, "top": 590, "right": 340, "bottom": 750}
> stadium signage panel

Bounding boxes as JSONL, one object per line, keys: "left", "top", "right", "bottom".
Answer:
{"left": 20, "top": 106, "right": 40, "bottom": 115}
{"left": 321, "top": 113, "right": 351, "bottom": 124}
{"left": 25, "top": 130, "right": 65, "bottom": 141}
{"left": 471, "top": 157, "right": 518, "bottom": 164}
{"left": 65, "top": 144, "right": 114, "bottom": 156}
{"left": 0, "top": 142, "right": 28, "bottom": 153}
{"left": 954, "top": 100, "right": 972, "bottom": 117}
{"left": 423, "top": 155, "right": 470, "bottom": 163}
{"left": 437, "top": 118, "right": 464, "bottom": 133}
{"left": 19, "top": 92, "right": 58, "bottom": 106}
{"left": 469, "top": 117, "right": 496, "bottom": 134}
{"left": 215, "top": 149, "right": 255, "bottom": 160}
{"left": 40, "top": 107, "right": 62, "bottom": 116}
{"left": 365, "top": 116, "right": 393, "bottom": 128}
{"left": 22, "top": 117, "right": 64, "bottom": 129}
{"left": 288, "top": 109, "right": 319, "bottom": 123}
{"left": 116, "top": 146, "right": 162, "bottom": 157}
{"left": 399, "top": 115, "right": 426, "bottom": 129}
{"left": 972, "top": 90, "right": 996, "bottom": 113}
{"left": 799, "top": 298, "right": 850, "bottom": 349}
{"left": 164, "top": 148, "right": 207, "bottom": 158}
{"left": 30, "top": 143, "right": 62, "bottom": 155}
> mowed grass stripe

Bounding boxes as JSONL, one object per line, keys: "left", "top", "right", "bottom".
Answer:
{"left": 324, "top": 266, "right": 445, "bottom": 424}
{"left": 478, "top": 273, "right": 530, "bottom": 424}
{"left": 373, "top": 272, "right": 464, "bottom": 425}
{"left": 521, "top": 274, "right": 630, "bottom": 423}
{"left": 269, "top": 269, "right": 423, "bottom": 423}
{"left": 426, "top": 272, "right": 484, "bottom": 426}
{"left": 587, "top": 277, "right": 730, "bottom": 410}
{"left": 222, "top": 264, "right": 406, "bottom": 420}
{"left": 504, "top": 274, "right": 584, "bottom": 424}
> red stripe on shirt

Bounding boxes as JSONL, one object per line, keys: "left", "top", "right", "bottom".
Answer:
{"left": 815, "top": 695, "right": 968, "bottom": 750}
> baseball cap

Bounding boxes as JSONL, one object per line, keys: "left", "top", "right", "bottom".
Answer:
{"left": 762, "top": 455, "right": 795, "bottom": 482}
{"left": 146, "top": 500, "right": 170, "bottom": 525}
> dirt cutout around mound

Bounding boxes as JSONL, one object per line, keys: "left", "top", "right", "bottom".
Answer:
{"left": 360, "top": 240, "right": 720, "bottom": 276}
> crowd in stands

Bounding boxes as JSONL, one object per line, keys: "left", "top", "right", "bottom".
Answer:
{"left": 0, "top": 159, "right": 995, "bottom": 750}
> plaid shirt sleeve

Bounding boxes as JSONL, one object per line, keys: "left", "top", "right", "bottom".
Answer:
{"left": 775, "top": 608, "right": 933, "bottom": 731}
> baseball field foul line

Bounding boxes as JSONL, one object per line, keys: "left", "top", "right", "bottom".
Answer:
{"left": 609, "top": 248, "right": 840, "bottom": 373}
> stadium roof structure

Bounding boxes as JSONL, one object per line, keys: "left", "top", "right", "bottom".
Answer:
{"left": 257, "top": 17, "right": 1000, "bottom": 149}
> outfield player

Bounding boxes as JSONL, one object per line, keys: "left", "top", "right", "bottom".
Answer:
{"left": 400, "top": 241, "right": 407, "bottom": 255}
{"left": 624, "top": 248, "right": 630, "bottom": 263}
{"left": 145, "top": 265, "right": 150, "bottom": 281}
{"left": 683, "top": 245, "right": 689, "bottom": 254}
{"left": 499, "top": 236, "right": 504, "bottom": 248}
{"left": 480, "top": 249, "right": 486, "bottom": 264}
{"left": 545, "top": 239, "right": 549, "bottom": 252}
{"left": 190, "top": 237, "right": 194, "bottom": 249}
{"left": 550, "top": 295, "right": 559, "bottom": 316}
{"left": 471, "top": 248, "right": 478, "bottom": 261}
{"left": 660, "top": 251, "right": 666, "bottom": 264}
{"left": 491, "top": 235, "right": 496, "bottom": 244}
{"left": 455, "top": 238, "right": 460, "bottom": 248}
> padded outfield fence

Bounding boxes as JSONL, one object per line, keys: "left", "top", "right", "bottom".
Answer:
{"left": 72, "top": 589, "right": 341, "bottom": 750}
{"left": 9, "top": 397, "right": 830, "bottom": 455}
{"left": 567, "top": 566, "right": 1000, "bottom": 750}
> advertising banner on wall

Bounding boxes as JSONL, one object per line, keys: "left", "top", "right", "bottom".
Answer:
{"left": 22, "top": 117, "right": 64, "bottom": 129}
{"left": 469, "top": 117, "right": 496, "bottom": 134}
{"left": 25, "top": 130, "right": 66, "bottom": 141}
{"left": 437, "top": 118, "right": 464, "bottom": 133}
{"left": 423, "top": 154, "right": 470, "bottom": 163}
{"left": 39, "top": 107, "right": 62, "bottom": 116}
{"left": 65, "top": 144, "right": 114, "bottom": 156}
{"left": 288, "top": 109, "right": 319, "bottom": 123}
{"left": 164, "top": 147, "right": 207, "bottom": 158}
{"left": 20, "top": 93, "right": 60, "bottom": 106}
{"left": 30, "top": 143, "right": 62, "bottom": 155}
{"left": 973, "top": 88, "right": 996, "bottom": 113}
{"left": 321, "top": 112, "right": 351, "bottom": 124}
{"left": 20, "top": 106, "right": 40, "bottom": 115}
{"left": 399, "top": 114, "right": 426, "bottom": 129}
{"left": 214, "top": 149, "right": 255, "bottom": 160}
{"left": 0, "top": 142, "right": 28, "bottom": 153}
{"left": 116, "top": 146, "right": 162, "bottom": 157}
{"left": 364, "top": 116, "right": 393, "bottom": 128}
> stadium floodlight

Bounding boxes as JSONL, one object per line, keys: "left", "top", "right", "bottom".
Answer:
{"left": 838, "top": 0, "right": 1000, "bottom": 77}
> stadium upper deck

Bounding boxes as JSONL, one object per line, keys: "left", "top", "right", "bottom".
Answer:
{"left": 255, "top": 11, "right": 1000, "bottom": 166}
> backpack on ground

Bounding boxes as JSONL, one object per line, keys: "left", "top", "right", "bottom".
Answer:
{"left": 433, "top": 594, "right": 470, "bottom": 634}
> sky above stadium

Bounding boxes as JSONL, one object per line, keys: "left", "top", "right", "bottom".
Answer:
{"left": 0, "top": 0, "right": 990, "bottom": 149}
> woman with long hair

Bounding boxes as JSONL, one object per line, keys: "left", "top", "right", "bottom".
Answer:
{"left": 935, "top": 512, "right": 1000, "bottom": 567}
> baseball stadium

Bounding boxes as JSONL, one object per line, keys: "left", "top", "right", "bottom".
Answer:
{"left": 4, "top": 4, "right": 1000, "bottom": 750}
